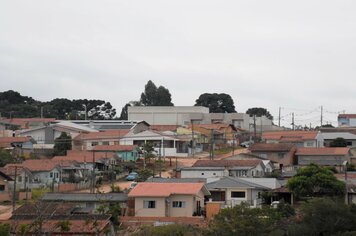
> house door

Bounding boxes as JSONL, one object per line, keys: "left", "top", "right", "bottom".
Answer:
{"left": 196, "top": 201, "right": 201, "bottom": 215}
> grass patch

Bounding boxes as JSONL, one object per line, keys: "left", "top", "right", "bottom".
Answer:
{"left": 31, "top": 188, "right": 50, "bottom": 201}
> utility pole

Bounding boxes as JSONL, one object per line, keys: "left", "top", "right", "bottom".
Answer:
{"left": 12, "top": 166, "right": 17, "bottom": 211}
{"left": 292, "top": 113, "right": 295, "bottom": 130}
{"left": 320, "top": 105, "right": 323, "bottom": 127}
{"left": 278, "top": 107, "right": 281, "bottom": 127}
{"left": 91, "top": 151, "right": 95, "bottom": 193}
{"left": 191, "top": 121, "right": 195, "bottom": 157}
{"left": 253, "top": 115, "right": 257, "bottom": 142}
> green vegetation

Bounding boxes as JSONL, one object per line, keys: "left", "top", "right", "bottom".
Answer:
{"left": 0, "top": 149, "right": 16, "bottom": 167}
{"left": 330, "top": 137, "right": 348, "bottom": 147}
{"left": 53, "top": 132, "right": 72, "bottom": 156}
{"left": 195, "top": 93, "right": 236, "bottom": 113}
{"left": 246, "top": 107, "right": 273, "bottom": 120}
{"left": 31, "top": 188, "right": 50, "bottom": 201}
{"left": 56, "top": 220, "right": 71, "bottom": 232}
{"left": 0, "top": 223, "right": 10, "bottom": 236}
{"left": 134, "top": 224, "right": 202, "bottom": 236}
{"left": 287, "top": 164, "right": 345, "bottom": 198}
{"left": 0, "top": 90, "right": 116, "bottom": 119}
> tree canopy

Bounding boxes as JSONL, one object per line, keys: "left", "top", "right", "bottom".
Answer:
{"left": 0, "top": 90, "right": 116, "bottom": 119}
{"left": 287, "top": 163, "right": 345, "bottom": 198}
{"left": 194, "top": 93, "right": 236, "bottom": 113}
{"left": 330, "top": 137, "right": 348, "bottom": 147}
{"left": 53, "top": 132, "right": 72, "bottom": 156}
{"left": 246, "top": 107, "right": 273, "bottom": 120}
{"left": 140, "top": 80, "right": 173, "bottom": 106}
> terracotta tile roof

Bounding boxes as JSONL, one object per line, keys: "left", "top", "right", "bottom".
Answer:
{"left": 0, "top": 137, "right": 32, "bottom": 143}
{"left": 192, "top": 159, "right": 262, "bottom": 167}
{"left": 189, "top": 123, "right": 235, "bottom": 130}
{"left": 249, "top": 143, "right": 296, "bottom": 152}
{"left": 3, "top": 118, "right": 56, "bottom": 129}
{"left": 5, "top": 160, "right": 58, "bottom": 172}
{"left": 338, "top": 114, "right": 356, "bottom": 119}
{"left": 74, "top": 130, "right": 130, "bottom": 140}
{"left": 52, "top": 151, "right": 114, "bottom": 163}
{"left": 262, "top": 131, "right": 318, "bottom": 141}
{"left": 93, "top": 144, "right": 136, "bottom": 151}
{"left": 296, "top": 147, "right": 350, "bottom": 156}
{"left": 150, "top": 125, "right": 180, "bottom": 132}
{"left": 128, "top": 182, "right": 206, "bottom": 197}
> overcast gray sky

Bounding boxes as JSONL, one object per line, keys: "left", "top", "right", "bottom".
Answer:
{"left": 1, "top": 0, "right": 356, "bottom": 127}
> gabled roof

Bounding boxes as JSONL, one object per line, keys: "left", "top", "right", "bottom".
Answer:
{"left": 249, "top": 143, "right": 296, "bottom": 152}
{"left": 150, "top": 125, "right": 180, "bottom": 132}
{"left": 128, "top": 182, "right": 210, "bottom": 197}
{"left": 0, "top": 137, "right": 33, "bottom": 143}
{"left": 93, "top": 144, "right": 136, "bottom": 151}
{"left": 206, "top": 177, "right": 270, "bottom": 190}
{"left": 52, "top": 151, "right": 115, "bottom": 163}
{"left": 189, "top": 123, "right": 237, "bottom": 131}
{"left": 41, "top": 193, "right": 128, "bottom": 202}
{"left": 5, "top": 160, "right": 59, "bottom": 172}
{"left": 74, "top": 129, "right": 130, "bottom": 140}
{"left": 322, "top": 132, "right": 356, "bottom": 140}
{"left": 192, "top": 159, "right": 262, "bottom": 168}
{"left": 296, "top": 147, "right": 350, "bottom": 156}
{"left": 262, "top": 131, "right": 318, "bottom": 141}
{"left": 145, "top": 177, "right": 207, "bottom": 183}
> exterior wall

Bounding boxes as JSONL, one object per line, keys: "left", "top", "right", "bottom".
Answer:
{"left": 168, "top": 195, "right": 194, "bottom": 217}
{"left": 252, "top": 150, "right": 295, "bottom": 166}
{"left": 297, "top": 155, "right": 349, "bottom": 166}
{"left": 225, "top": 188, "right": 252, "bottom": 206}
{"left": 134, "top": 197, "right": 166, "bottom": 217}
{"left": 32, "top": 168, "right": 61, "bottom": 186}
{"left": 181, "top": 169, "right": 225, "bottom": 179}
{"left": 128, "top": 106, "right": 276, "bottom": 131}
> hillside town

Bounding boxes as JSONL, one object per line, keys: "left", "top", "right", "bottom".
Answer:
{"left": 0, "top": 100, "right": 356, "bottom": 235}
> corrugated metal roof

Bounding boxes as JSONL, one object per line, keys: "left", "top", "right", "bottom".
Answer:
{"left": 41, "top": 193, "right": 128, "bottom": 202}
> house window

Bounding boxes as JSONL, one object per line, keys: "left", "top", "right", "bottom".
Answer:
{"left": 92, "top": 142, "right": 98, "bottom": 146}
{"left": 0, "top": 185, "right": 5, "bottom": 191}
{"left": 306, "top": 141, "right": 314, "bottom": 147}
{"left": 278, "top": 153, "right": 284, "bottom": 158}
{"left": 102, "top": 141, "right": 109, "bottom": 145}
{"left": 50, "top": 172, "right": 53, "bottom": 178}
{"left": 55, "top": 173, "right": 59, "bottom": 178}
{"left": 143, "top": 200, "right": 156, "bottom": 208}
{"left": 18, "top": 176, "right": 22, "bottom": 182}
{"left": 172, "top": 201, "right": 186, "bottom": 208}
{"left": 213, "top": 173, "right": 216, "bottom": 176}
{"left": 231, "top": 191, "right": 246, "bottom": 198}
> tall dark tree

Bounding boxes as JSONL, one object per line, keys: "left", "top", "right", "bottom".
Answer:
{"left": 194, "top": 93, "right": 236, "bottom": 113}
{"left": 246, "top": 107, "right": 273, "bottom": 120}
{"left": 119, "top": 101, "right": 141, "bottom": 120}
{"left": 140, "top": 80, "right": 173, "bottom": 106}
{"left": 330, "top": 137, "right": 348, "bottom": 147}
{"left": 0, "top": 90, "right": 39, "bottom": 118}
{"left": 53, "top": 132, "right": 72, "bottom": 156}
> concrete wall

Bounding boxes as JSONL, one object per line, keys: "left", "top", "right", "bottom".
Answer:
{"left": 168, "top": 195, "right": 194, "bottom": 217}
{"left": 298, "top": 155, "right": 349, "bottom": 166}
{"left": 134, "top": 197, "right": 166, "bottom": 217}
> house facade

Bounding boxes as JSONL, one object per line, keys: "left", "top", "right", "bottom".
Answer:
{"left": 262, "top": 131, "right": 324, "bottom": 148}
{"left": 128, "top": 182, "right": 210, "bottom": 217}
{"left": 249, "top": 143, "right": 297, "bottom": 167}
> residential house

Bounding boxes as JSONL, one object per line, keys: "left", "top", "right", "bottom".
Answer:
{"left": 322, "top": 132, "right": 356, "bottom": 148}
{"left": 262, "top": 130, "right": 324, "bottom": 147}
{"left": 120, "top": 130, "right": 191, "bottom": 157}
{"left": 0, "top": 136, "right": 36, "bottom": 158}
{"left": 0, "top": 120, "right": 20, "bottom": 137}
{"left": 206, "top": 177, "right": 279, "bottom": 207}
{"left": 338, "top": 114, "right": 356, "bottom": 127}
{"left": 180, "top": 159, "right": 267, "bottom": 178}
{"left": 189, "top": 123, "right": 238, "bottom": 147}
{"left": 249, "top": 143, "right": 297, "bottom": 168}
{"left": 223, "top": 153, "right": 276, "bottom": 173}
{"left": 127, "top": 106, "right": 278, "bottom": 132}
{"left": 8, "top": 202, "right": 114, "bottom": 235}
{"left": 41, "top": 192, "right": 128, "bottom": 213}
{"left": 3, "top": 118, "right": 56, "bottom": 129}
{"left": 18, "top": 121, "right": 98, "bottom": 145}
{"left": 68, "top": 119, "right": 150, "bottom": 132}
{"left": 93, "top": 144, "right": 139, "bottom": 162}
{"left": 296, "top": 147, "right": 351, "bottom": 170}
{"left": 0, "top": 171, "right": 13, "bottom": 202}
{"left": 0, "top": 165, "right": 33, "bottom": 191}
{"left": 73, "top": 129, "right": 130, "bottom": 151}
{"left": 128, "top": 182, "right": 210, "bottom": 217}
